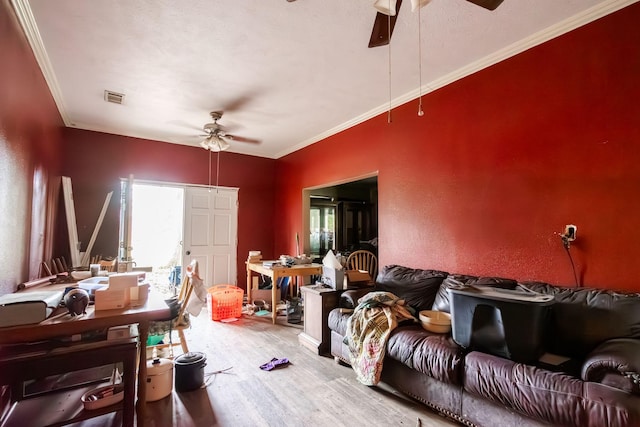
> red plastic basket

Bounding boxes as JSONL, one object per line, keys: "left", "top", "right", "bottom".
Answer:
{"left": 207, "top": 285, "right": 244, "bottom": 321}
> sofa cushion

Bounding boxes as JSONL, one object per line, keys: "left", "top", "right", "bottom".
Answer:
{"left": 432, "top": 274, "right": 475, "bottom": 313}
{"left": 465, "top": 351, "right": 640, "bottom": 427}
{"left": 466, "top": 276, "right": 518, "bottom": 289}
{"left": 386, "top": 325, "right": 464, "bottom": 385}
{"left": 522, "top": 282, "right": 640, "bottom": 358}
{"left": 328, "top": 307, "right": 352, "bottom": 336}
{"left": 374, "top": 265, "right": 448, "bottom": 314}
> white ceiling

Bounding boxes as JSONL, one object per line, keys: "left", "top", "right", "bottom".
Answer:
{"left": 12, "top": 0, "right": 637, "bottom": 159}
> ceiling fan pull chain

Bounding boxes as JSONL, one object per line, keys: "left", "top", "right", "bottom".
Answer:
{"left": 216, "top": 150, "right": 221, "bottom": 194}
{"left": 208, "top": 148, "right": 212, "bottom": 189}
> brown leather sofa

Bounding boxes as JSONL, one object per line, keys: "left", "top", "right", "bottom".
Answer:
{"left": 328, "top": 265, "right": 640, "bottom": 427}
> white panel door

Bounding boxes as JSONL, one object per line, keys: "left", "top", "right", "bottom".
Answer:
{"left": 183, "top": 187, "right": 238, "bottom": 288}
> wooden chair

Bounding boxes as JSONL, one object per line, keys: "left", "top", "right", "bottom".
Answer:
{"left": 99, "top": 258, "right": 117, "bottom": 272}
{"left": 39, "top": 257, "right": 69, "bottom": 277}
{"left": 346, "top": 250, "right": 378, "bottom": 281}
{"left": 147, "top": 260, "right": 198, "bottom": 358}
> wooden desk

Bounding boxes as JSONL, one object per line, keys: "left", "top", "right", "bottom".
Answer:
{"left": 0, "top": 287, "right": 171, "bottom": 426}
{"left": 246, "top": 262, "right": 322, "bottom": 324}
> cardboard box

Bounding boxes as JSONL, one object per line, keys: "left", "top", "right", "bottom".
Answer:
{"left": 251, "top": 287, "right": 281, "bottom": 304}
{"left": 322, "top": 266, "right": 345, "bottom": 290}
{"left": 129, "top": 282, "right": 150, "bottom": 307}
{"left": 94, "top": 287, "right": 130, "bottom": 310}
{"left": 346, "top": 270, "right": 373, "bottom": 288}
{"left": 108, "top": 272, "right": 140, "bottom": 290}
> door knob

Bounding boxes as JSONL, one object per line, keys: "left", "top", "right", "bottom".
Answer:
{"left": 186, "top": 250, "right": 191, "bottom": 255}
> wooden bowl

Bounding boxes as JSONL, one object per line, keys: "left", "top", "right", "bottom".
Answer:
{"left": 418, "top": 310, "right": 451, "bottom": 334}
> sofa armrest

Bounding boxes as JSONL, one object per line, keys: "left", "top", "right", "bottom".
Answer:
{"left": 581, "top": 338, "right": 640, "bottom": 394}
{"left": 339, "top": 288, "right": 371, "bottom": 308}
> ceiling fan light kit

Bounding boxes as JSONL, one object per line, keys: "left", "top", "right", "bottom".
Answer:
{"left": 200, "top": 135, "right": 230, "bottom": 152}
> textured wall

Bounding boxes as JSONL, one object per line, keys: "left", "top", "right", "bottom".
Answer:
{"left": 274, "top": 3, "right": 640, "bottom": 291}
{"left": 0, "top": 0, "right": 62, "bottom": 294}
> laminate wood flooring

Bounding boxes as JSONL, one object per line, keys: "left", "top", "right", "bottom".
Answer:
{"left": 78, "top": 310, "right": 461, "bottom": 427}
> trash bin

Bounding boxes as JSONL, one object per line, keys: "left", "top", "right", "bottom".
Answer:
{"left": 286, "top": 297, "right": 302, "bottom": 324}
{"left": 449, "top": 286, "right": 554, "bottom": 364}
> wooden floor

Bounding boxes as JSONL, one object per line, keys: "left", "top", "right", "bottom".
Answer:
{"left": 78, "top": 311, "right": 460, "bottom": 427}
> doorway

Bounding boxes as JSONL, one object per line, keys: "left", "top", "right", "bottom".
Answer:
{"left": 121, "top": 180, "right": 238, "bottom": 292}
{"left": 129, "top": 182, "right": 184, "bottom": 291}
{"left": 303, "top": 174, "right": 378, "bottom": 261}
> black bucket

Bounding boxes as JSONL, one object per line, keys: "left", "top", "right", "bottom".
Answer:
{"left": 174, "top": 351, "right": 207, "bottom": 392}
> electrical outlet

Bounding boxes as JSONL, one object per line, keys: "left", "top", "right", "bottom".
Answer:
{"left": 564, "top": 225, "right": 577, "bottom": 241}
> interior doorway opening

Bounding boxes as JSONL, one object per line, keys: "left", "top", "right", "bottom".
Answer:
{"left": 303, "top": 174, "right": 378, "bottom": 262}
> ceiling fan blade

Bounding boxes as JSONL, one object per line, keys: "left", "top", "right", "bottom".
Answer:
{"left": 226, "top": 134, "right": 261, "bottom": 144}
{"left": 464, "top": 0, "right": 504, "bottom": 11}
{"left": 368, "top": 0, "right": 403, "bottom": 48}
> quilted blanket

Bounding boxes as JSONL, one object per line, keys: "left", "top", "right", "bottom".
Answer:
{"left": 344, "top": 291, "right": 415, "bottom": 385}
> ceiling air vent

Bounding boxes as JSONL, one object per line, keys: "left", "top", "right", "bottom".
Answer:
{"left": 104, "top": 90, "right": 125, "bottom": 104}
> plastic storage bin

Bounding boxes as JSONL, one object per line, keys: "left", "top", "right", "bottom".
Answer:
{"left": 449, "top": 286, "right": 554, "bottom": 364}
{"left": 207, "top": 285, "right": 244, "bottom": 321}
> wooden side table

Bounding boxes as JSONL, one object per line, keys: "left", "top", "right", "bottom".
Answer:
{"left": 298, "top": 285, "right": 338, "bottom": 355}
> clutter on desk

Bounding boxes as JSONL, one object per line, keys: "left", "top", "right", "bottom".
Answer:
{"left": 63, "top": 288, "right": 90, "bottom": 315}
{"left": 0, "top": 290, "right": 64, "bottom": 327}
{"left": 247, "top": 250, "right": 262, "bottom": 263}
{"left": 261, "top": 260, "right": 282, "bottom": 268}
{"left": 279, "top": 254, "right": 313, "bottom": 266}
{"left": 78, "top": 272, "right": 150, "bottom": 310}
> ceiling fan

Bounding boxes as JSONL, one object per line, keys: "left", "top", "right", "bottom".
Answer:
{"left": 198, "top": 111, "right": 260, "bottom": 152}
{"left": 369, "top": 0, "right": 505, "bottom": 47}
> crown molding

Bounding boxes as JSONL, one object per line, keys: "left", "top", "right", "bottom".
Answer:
{"left": 11, "top": 0, "right": 71, "bottom": 126}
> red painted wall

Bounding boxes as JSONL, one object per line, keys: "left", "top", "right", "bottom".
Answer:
{"left": 275, "top": 3, "right": 640, "bottom": 291}
{"left": 0, "top": 0, "right": 63, "bottom": 294}
{"left": 59, "top": 128, "right": 276, "bottom": 288}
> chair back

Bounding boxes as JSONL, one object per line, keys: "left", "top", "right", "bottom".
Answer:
{"left": 346, "top": 250, "right": 378, "bottom": 280}
{"left": 173, "top": 260, "right": 198, "bottom": 326}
